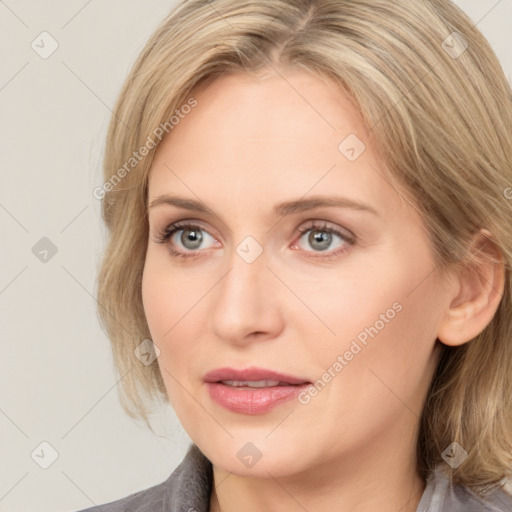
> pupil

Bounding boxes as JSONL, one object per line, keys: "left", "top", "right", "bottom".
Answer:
{"left": 309, "top": 231, "right": 331, "bottom": 251}
{"left": 182, "top": 229, "right": 202, "bottom": 249}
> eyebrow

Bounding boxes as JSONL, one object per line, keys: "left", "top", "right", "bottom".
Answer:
{"left": 147, "top": 195, "right": 379, "bottom": 217}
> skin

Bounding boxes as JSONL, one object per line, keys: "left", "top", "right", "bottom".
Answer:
{"left": 141, "top": 68, "right": 504, "bottom": 512}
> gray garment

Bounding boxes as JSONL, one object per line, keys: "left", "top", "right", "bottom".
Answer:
{"left": 75, "top": 444, "right": 512, "bottom": 511}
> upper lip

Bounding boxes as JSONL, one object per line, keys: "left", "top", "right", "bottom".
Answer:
{"left": 204, "top": 366, "right": 310, "bottom": 385}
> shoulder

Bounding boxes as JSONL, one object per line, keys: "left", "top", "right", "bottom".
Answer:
{"left": 72, "top": 444, "right": 213, "bottom": 512}
{"left": 418, "top": 465, "right": 512, "bottom": 512}
{"left": 456, "top": 482, "right": 512, "bottom": 512}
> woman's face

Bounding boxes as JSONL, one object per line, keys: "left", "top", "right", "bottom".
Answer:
{"left": 142, "top": 68, "right": 451, "bottom": 478}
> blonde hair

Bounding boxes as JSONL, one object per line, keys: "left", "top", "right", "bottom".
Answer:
{"left": 96, "top": 0, "right": 512, "bottom": 490}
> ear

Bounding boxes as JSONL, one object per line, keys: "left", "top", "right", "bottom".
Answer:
{"left": 437, "top": 229, "right": 506, "bottom": 347}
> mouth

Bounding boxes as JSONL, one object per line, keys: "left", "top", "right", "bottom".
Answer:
{"left": 219, "top": 379, "right": 297, "bottom": 388}
{"left": 204, "top": 366, "right": 310, "bottom": 385}
{"left": 203, "top": 367, "right": 311, "bottom": 414}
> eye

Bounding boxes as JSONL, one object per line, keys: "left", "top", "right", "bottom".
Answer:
{"left": 292, "top": 221, "right": 355, "bottom": 258}
{"left": 152, "top": 219, "right": 355, "bottom": 260}
{"left": 152, "top": 220, "right": 218, "bottom": 259}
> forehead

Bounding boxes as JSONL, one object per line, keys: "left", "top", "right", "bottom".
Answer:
{"left": 147, "top": 70, "right": 409, "bottom": 222}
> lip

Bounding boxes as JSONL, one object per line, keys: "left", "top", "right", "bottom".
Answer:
{"left": 204, "top": 366, "right": 311, "bottom": 415}
{"left": 203, "top": 366, "right": 310, "bottom": 385}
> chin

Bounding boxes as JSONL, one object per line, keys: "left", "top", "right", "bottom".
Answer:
{"left": 198, "top": 435, "right": 310, "bottom": 478}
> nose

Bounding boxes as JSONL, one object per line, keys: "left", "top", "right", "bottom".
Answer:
{"left": 210, "top": 245, "right": 284, "bottom": 346}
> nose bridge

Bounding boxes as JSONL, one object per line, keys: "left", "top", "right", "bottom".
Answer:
{"left": 210, "top": 237, "right": 279, "bottom": 342}
{"left": 219, "top": 239, "right": 267, "bottom": 312}
{"left": 221, "top": 231, "right": 269, "bottom": 297}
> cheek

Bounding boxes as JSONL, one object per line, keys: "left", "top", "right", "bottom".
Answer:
{"left": 141, "top": 251, "right": 213, "bottom": 381}
{"left": 306, "top": 257, "right": 442, "bottom": 421}
{"left": 142, "top": 250, "right": 202, "bottom": 339}
{"left": 280, "top": 256, "right": 415, "bottom": 349}
{"left": 294, "top": 243, "right": 439, "bottom": 363}
{"left": 141, "top": 256, "right": 194, "bottom": 408}
{"left": 142, "top": 255, "right": 171, "bottom": 339}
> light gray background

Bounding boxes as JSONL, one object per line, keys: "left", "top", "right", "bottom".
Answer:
{"left": 1, "top": 1, "right": 511, "bottom": 511}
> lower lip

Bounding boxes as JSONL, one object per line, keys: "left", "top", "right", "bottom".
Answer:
{"left": 206, "top": 382, "right": 309, "bottom": 414}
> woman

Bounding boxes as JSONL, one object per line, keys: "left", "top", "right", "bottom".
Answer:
{"left": 78, "top": 0, "right": 512, "bottom": 510}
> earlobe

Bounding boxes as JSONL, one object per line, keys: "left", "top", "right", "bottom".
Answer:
{"left": 437, "top": 229, "right": 506, "bottom": 347}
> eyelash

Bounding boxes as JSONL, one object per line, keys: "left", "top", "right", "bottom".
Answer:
{"left": 152, "top": 220, "right": 356, "bottom": 260}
